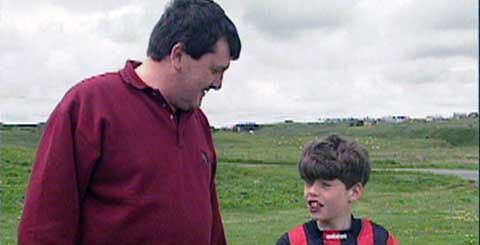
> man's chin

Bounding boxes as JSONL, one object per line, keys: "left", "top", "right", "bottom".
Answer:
{"left": 179, "top": 104, "right": 201, "bottom": 113}
{"left": 177, "top": 98, "right": 203, "bottom": 112}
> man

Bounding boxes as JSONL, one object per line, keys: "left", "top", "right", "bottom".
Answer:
{"left": 18, "top": 0, "right": 241, "bottom": 244}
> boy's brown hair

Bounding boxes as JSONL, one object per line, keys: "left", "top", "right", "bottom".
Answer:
{"left": 299, "top": 134, "right": 370, "bottom": 189}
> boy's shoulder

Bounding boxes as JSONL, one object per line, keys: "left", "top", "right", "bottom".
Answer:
{"left": 276, "top": 220, "right": 317, "bottom": 245}
{"left": 364, "top": 218, "right": 397, "bottom": 244}
{"left": 351, "top": 217, "right": 400, "bottom": 245}
{"left": 353, "top": 217, "right": 400, "bottom": 245}
{"left": 276, "top": 217, "right": 399, "bottom": 245}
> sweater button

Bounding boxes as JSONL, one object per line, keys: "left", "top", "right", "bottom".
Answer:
{"left": 170, "top": 114, "right": 174, "bottom": 120}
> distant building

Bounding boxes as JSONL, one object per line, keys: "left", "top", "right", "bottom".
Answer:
{"left": 382, "top": 115, "right": 409, "bottom": 124}
{"left": 453, "top": 112, "right": 467, "bottom": 119}
{"left": 348, "top": 119, "right": 364, "bottom": 127}
{"left": 426, "top": 115, "right": 447, "bottom": 122}
{"left": 324, "top": 118, "right": 342, "bottom": 124}
{"left": 364, "top": 118, "right": 378, "bottom": 126}
{"left": 234, "top": 122, "right": 261, "bottom": 132}
{"left": 468, "top": 112, "right": 479, "bottom": 118}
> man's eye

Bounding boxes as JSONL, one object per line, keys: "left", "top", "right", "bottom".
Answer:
{"left": 211, "top": 66, "right": 227, "bottom": 74}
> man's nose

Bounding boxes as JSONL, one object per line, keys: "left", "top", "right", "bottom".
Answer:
{"left": 212, "top": 73, "right": 224, "bottom": 90}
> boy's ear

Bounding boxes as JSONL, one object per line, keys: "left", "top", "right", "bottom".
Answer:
{"left": 170, "top": 42, "right": 184, "bottom": 71}
{"left": 348, "top": 183, "right": 364, "bottom": 203}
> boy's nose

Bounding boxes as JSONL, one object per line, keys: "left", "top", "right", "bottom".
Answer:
{"left": 304, "top": 185, "right": 318, "bottom": 197}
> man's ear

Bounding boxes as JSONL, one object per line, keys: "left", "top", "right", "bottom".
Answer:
{"left": 170, "top": 42, "right": 184, "bottom": 71}
{"left": 348, "top": 183, "right": 364, "bottom": 203}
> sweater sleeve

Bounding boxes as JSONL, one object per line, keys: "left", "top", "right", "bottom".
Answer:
{"left": 18, "top": 94, "right": 101, "bottom": 244}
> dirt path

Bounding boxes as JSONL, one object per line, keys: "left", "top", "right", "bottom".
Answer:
{"left": 376, "top": 168, "right": 478, "bottom": 183}
{"left": 225, "top": 162, "right": 479, "bottom": 183}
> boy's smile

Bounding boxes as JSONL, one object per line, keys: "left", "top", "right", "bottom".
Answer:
{"left": 304, "top": 179, "right": 363, "bottom": 230}
{"left": 307, "top": 200, "right": 323, "bottom": 212}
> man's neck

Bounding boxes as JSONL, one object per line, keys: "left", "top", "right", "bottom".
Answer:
{"left": 134, "top": 58, "right": 178, "bottom": 113}
{"left": 134, "top": 58, "right": 168, "bottom": 89}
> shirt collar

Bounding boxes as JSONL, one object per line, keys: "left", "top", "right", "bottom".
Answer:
{"left": 119, "top": 60, "right": 149, "bottom": 90}
{"left": 316, "top": 215, "right": 359, "bottom": 232}
{"left": 119, "top": 60, "right": 196, "bottom": 118}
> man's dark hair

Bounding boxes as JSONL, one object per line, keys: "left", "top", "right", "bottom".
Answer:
{"left": 299, "top": 135, "right": 370, "bottom": 189}
{"left": 147, "top": 0, "right": 241, "bottom": 61}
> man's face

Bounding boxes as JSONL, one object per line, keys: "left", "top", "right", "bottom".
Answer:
{"left": 304, "top": 179, "right": 355, "bottom": 229}
{"left": 175, "top": 37, "right": 231, "bottom": 112}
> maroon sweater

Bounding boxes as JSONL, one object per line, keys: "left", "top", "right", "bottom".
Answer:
{"left": 18, "top": 61, "right": 227, "bottom": 245}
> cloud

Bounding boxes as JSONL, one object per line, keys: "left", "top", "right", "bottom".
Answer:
{"left": 241, "top": 1, "right": 355, "bottom": 40}
{"left": 406, "top": 30, "right": 477, "bottom": 60}
{"left": 0, "top": 0, "right": 477, "bottom": 126}
{"left": 395, "top": 0, "right": 478, "bottom": 31}
{"left": 0, "top": 1, "right": 151, "bottom": 122}
{"left": 5, "top": 0, "right": 143, "bottom": 13}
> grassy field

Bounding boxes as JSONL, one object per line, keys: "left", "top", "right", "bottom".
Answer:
{"left": 218, "top": 163, "right": 478, "bottom": 245}
{"left": 1, "top": 118, "right": 479, "bottom": 244}
{"left": 215, "top": 119, "right": 479, "bottom": 169}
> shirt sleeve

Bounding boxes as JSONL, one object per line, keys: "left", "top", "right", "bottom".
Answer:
{"left": 387, "top": 232, "right": 401, "bottom": 245}
{"left": 209, "top": 178, "right": 228, "bottom": 245}
{"left": 196, "top": 109, "right": 227, "bottom": 245}
{"left": 208, "top": 135, "right": 227, "bottom": 245}
{"left": 276, "top": 233, "right": 291, "bottom": 245}
{"left": 18, "top": 95, "right": 101, "bottom": 244}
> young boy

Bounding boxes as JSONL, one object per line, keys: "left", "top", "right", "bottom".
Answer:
{"left": 276, "top": 135, "right": 400, "bottom": 245}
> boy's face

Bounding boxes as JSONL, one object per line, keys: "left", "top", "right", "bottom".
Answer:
{"left": 304, "top": 179, "right": 363, "bottom": 229}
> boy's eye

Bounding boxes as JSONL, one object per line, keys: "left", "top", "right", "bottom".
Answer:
{"left": 321, "top": 182, "right": 331, "bottom": 188}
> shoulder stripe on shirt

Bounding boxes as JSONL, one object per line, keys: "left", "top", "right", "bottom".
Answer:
{"left": 288, "top": 224, "right": 308, "bottom": 245}
{"left": 287, "top": 218, "right": 396, "bottom": 245}
{"left": 387, "top": 232, "right": 400, "bottom": 245}
{"left": 357, "top": 219, "right": 375, "bottom": 245}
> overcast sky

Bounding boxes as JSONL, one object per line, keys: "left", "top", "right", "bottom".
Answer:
{"left": 0, "top": 0, "right": 478, "bottom": 126}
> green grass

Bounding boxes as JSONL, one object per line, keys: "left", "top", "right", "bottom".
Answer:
{"left": 215, "top": 119, "right": 479, "bottom": 169}
{"left": 218, "top": 163, "right": 479, "bottom": 245}
{"left": 1, "top": 146, "right": 35, "bottom": 244}
{"left": 1, "top": 127, "right": 43, "bottom": 149}
{"left": 1, "top": 119, "right": 478, "bottom": 245}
